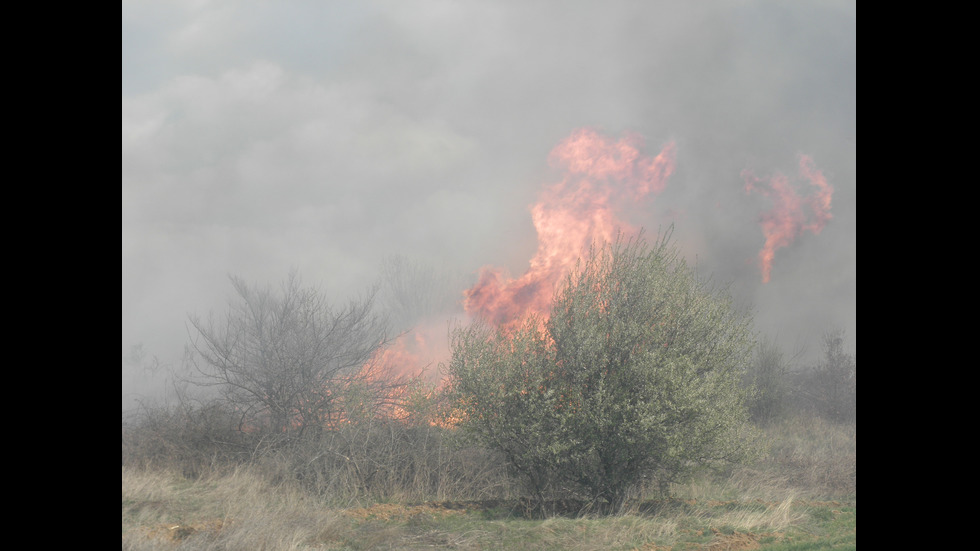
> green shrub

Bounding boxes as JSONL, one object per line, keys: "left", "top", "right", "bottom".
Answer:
{"left": 445, "top": 230, "right": 760, "bottom": 514}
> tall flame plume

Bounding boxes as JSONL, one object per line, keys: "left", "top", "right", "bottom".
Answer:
{"left": 463, "top": 128, "right": 676, "bottom": 331}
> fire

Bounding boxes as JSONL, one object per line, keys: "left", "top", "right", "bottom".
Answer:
{"left": 463, "top": 128, "right": 677, "bottom": 330}
{"left": 349, "top": 135, "right": 835, "bottom": 429}
{"left": 352, "top": 128, "right": 678, "bottom": 425}
{"left": 358, "top": 319, "right": 454, "bottom": 424}
{"left": 371, "top": 334, "right": 429, "bottom": 381}
{"left": 743, "top": 154, "right": 833, "bottom": 283}
{"left": 372, "top": 317, "right": 451, "bottom": 382}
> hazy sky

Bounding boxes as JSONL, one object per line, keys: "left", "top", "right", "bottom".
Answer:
{"left": 122, "top": 0, "right": 856, "bottom": 408}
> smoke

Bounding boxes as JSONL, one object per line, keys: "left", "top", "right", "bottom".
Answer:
{"left": 122, "top": 1, "right": 856, "bottom": 408}
{"left": 365, "top": 129, "right": 842, "bottom": 384}
{"left": 381, "top": 129, "right": 841, "bottom": 385}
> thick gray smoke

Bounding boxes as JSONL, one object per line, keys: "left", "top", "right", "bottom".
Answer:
{"left": 123, "top": 1, "right": 855, "bottom": 409}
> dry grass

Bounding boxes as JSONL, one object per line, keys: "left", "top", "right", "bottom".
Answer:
{"left": 122, "top": 416, "right": 855, "bottom": 550}
{"left": 671, "top": 416, "right": 854, "bottom": 514}
{"left": 735, "top": 416, "right": 856, "bottom": 501}
{"left": 123, "top": 465, "right": 348, "bottom": 550}
{"left": 714, "top": 494, "right": 803, "bottom": 533}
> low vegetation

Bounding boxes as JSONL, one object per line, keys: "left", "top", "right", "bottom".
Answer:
{"left": 124, "top": 232, "right": 854, "bottom": 549}
{"left": 122, "top": 415, "right": 854, "bottom": 550}
{"left": 446, "top": 233, "right": 760, "bottom": 514}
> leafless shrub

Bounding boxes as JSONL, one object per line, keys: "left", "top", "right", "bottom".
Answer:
{"left": 788, "top": 329, "right": 855, "bottom": 423}
{"left": 186, "top": 271, "right": 406, "bottom": 438}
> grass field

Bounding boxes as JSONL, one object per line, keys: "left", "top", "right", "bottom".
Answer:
{"left": 122, "top": 416, "right": 854, "bottom": 550}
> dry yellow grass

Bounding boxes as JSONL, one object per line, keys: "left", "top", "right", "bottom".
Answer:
{"left": 123, "top": 465, "right": 348, "bottom": 550}
{"left": 122, "top": 416, "right": 854, "bottom": 550}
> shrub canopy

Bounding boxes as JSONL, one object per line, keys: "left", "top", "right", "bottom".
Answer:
{"left": 445, "top": 230, "right": 759, "bottom": 513}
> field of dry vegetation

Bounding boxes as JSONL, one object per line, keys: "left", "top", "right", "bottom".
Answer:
{"left": 122, "top": 415, "right": 854, "bottom": 550}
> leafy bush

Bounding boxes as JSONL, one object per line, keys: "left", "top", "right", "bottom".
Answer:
{"left": 445, "top": 230, "right": 760, "bottom": 514}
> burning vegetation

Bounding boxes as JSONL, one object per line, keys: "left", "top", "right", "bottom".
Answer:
{"left": 446, "top": 231, "right": 759, "bottom": 513}
{"left": 132, "top": 127, "right": 847, "bottom": 515}
{"left": 463, "top": 128, "right": 676, "bottom": 332}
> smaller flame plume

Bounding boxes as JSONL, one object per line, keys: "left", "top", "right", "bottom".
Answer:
{"left": 743, "top": 154, "right": 834, "bottom": 283}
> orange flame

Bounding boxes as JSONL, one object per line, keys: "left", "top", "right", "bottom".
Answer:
{"left": 367, "top": 316, "right": 451, "bottom": 381}
{"left": 743, "top": 154, "right": 834, "bottom": 283}
{"left": 464, "top": 128, "right": 676, "bottom": 330}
